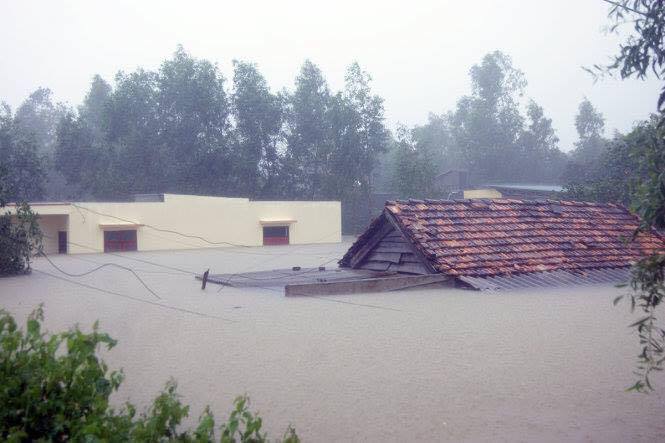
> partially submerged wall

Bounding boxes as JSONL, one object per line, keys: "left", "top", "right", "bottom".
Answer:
{"left": 15, "top": 195, "right": 341, "bottom": 254}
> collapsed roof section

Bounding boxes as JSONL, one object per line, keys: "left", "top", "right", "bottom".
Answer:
{"left": 340, "top": 198, "right": 665, "bottom": 289}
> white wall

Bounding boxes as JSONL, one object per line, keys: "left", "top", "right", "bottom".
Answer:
{"left": 41, "top": 194, "right": 342, "bottom": 254}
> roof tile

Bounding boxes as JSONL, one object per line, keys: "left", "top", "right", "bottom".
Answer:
{"left": 340, "top": 199, "right": 665, "bottom": 278}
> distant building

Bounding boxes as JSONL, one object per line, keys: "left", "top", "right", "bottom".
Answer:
{"left": 340, "top": 198, "right": 664, "bottom": 290}
{"left": 484, "top": 183, "right": 563, "bottom": 200}
{"left": 457, "top": 184, "right": 562, "bottom": 200}
{"left": 433, "top": 169, "right": 469, "bottom": 195}
{"left": 6, "top": 194, "right": 341, "bottom": 254}
{"left": 433, "top": 169, "right": 562, "bottom": 201}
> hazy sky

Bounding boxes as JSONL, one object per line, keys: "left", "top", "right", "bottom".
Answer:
{"left": 1, "top": 0, "right": 661, "bottom": 150}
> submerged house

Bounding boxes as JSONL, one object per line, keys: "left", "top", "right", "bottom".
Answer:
{"left": 6, "top": 194, "right": 341, "bottom": 255}
{"left": 340, "top": 199, "right": 665, "bottom": 290}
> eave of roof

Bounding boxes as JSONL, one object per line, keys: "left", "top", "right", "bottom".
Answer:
{"left": 342, "top": 198, "right": 665, "bottom": 280}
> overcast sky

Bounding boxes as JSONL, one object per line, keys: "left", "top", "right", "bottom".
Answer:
{"left": 0, "top": 0, "right": 661, "bottom": 150}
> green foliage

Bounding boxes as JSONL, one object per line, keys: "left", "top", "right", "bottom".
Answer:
{"left": 603, "top": 0, "right": 665, "bottom": 110}
{"left": 620, "top": 253, "right": 665, "bottom": 392}
{"left": 571, "top": 98, "right": 607, "bottom": 164}
{"left": 0, "top": 202, "right": 42, "bottom": 275}
{"left": 0, "top": 104, "right": 46, "bottom": 202}
{"left": 563, "top": 115, "right": 660, "bottom": 204}
{"left": 390, "top": 126, "right": 438, "bottom": 199}
{"left": 449, "top": 51, "right": 526, "bottom": 182}
{"left": 0, "top": 307, "right": 299, "bottom": 442}
{"left": 596, "top": 0, "right": 665, "bottom": 392}
{"left": 219, "top": 396, "right": 299, "bottom": 443}
{"left": 47, "top": 51, "right": 389, "bottom": 234}
{"left": 231, "top": 60, "right": 283, "bottom": 198}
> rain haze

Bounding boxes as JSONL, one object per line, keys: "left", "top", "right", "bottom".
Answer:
{"left": 0, "top": 0, "right": 661, "bottom": 149}
{"left": 2, "top": 1, "right": 665, "bottom": 442}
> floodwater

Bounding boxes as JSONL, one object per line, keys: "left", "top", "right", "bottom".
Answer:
{"left": 1, "top": 240, "right": 664, "bottom": 442}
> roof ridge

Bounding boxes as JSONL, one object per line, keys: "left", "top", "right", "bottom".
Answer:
{"left": 386, "top": 198, "right": 626, "bottom": 208}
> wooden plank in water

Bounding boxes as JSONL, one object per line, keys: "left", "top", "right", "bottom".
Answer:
{"left": 285, "top": 274, "right": 453, "bottom": 297}
{"left": 197, "top": 268, "right": 397, "bottom": 288}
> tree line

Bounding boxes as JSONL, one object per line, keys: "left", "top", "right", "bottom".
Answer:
{"left": 0, "top": 46, "right": 647, "bottom": 231}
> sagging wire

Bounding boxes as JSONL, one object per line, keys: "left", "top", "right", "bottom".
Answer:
{"left": 72, "top": 203, "right": 255, "bottom": 248}
{"left": 34, "top": 269, "right": 234, "bottom": 321}
{"left": 1, "top": 231, "right": 163, "bottom": 300}
{"left": 38, "top": 250, "right": 162, "bottom": 300}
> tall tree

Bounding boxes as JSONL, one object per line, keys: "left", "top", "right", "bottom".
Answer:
{"left": 391, "top": 126, "right": 437, "bottom": 198}
{"left": 283, "top": 60, "right": 333, "bottom": 199}
{"left": 230, "top": 61, "right": 283, "bottom": 197}
{"left": 0, "top": 104, "right": 45, "bottom": 202}
{"left": 517, "top": 100, "right": 566, "bottom": 183}
{"left": 54, "top": 76, "right": 118, "bottom": 199}
{"left": 449, "top": 51, "right": 526, "bottom": 182}
{"left": 80, "top": 74, "right": 112, "bottom": 141}
{"left": 411, "top": 113, "right": 456, "bottom": 174}
{"left": 572, "top": 97, "right": 606, "bottom": 163}
{"left": 13, "top": 88, "right": 67, "bottom": 155}
{"left": 106, "top": 69, "right": 163, "bottom": 195}
{"left": 157, "top": 46, "right": 231, "bottom": 195}
{"left": 592, "top": 0, "right": 665, "bottom": 392}
{"left": 342, "top": 62, "right": 389, "bottom": 197}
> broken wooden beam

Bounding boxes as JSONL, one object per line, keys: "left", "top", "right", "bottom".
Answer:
{"left": 285, "top": 274, "right": 454, "bottom": 297}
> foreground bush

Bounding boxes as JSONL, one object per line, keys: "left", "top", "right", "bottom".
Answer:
{"left": 0, "top": 202, "right": 42, "bottom": 276}
{"left": 0, "top": 306, "right": 299, "bottom": 442}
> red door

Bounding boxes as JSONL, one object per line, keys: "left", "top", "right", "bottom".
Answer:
{"left": 263, "top": 226, "right": 289, "bottom": 246}
{"left": 104, "top": 230, "right": 137, "bottom": 252}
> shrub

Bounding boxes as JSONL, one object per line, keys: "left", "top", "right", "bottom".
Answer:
{"left": 0, "top": 306, "right": 299, "bottom": 442}
{"left": 0, "top": 202, "right": 42, "bottom": 276}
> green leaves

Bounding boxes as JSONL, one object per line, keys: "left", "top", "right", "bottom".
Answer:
{"left": 0, "top": 201, "right": 43, "bottom": 276}
{"left": 0, "top": 307, "right": 299, "bottom": 442}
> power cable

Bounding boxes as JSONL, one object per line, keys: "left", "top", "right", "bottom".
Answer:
{"left": 38, "top": 251, "right": 161, "bottom": 300}
{"left": 0, "top": 231, "right": 162, "bottom": 300}
{"left": 34, "top": 269, "right": 235, "bottom": 321}
{"left": 72, "top": 203, "right": 255, "bottom": 248}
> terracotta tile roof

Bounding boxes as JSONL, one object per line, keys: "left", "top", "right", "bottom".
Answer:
{"left": 341, "top": 199, "right": 665, "bottom": 278}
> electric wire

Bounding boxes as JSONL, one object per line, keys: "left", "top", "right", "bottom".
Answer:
{"left": 4, "top": 230, "right": 401, "bottom": 313}
{"left": 71, "top": 203, "right": 337, "bottom": 256}
{"left": 34, "top": 269, "right": 235, "bottom": 321}
{"left": 6, "top": 207, "right": 401, "bottom": 311}
{"left": 73, "top": 203, "right": 255, "bottom": 248}
{"left": 38, "top": 251, "right": 162, "bottom": 300}
{"left": 0, "top": 232, "right": 163, "bottom": 300}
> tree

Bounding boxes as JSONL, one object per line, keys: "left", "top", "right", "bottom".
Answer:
{"left": 516, "top": 100, "right": 566, "bottom": 183}
{"left": 107, "top": 69, "right": 163, "bottom": 195}
{"left": 13, "top": 88, "right": 67, "bottom": 156}
{"left": 54, "top": 75, "right": 122, "bottom": 199}
{"left": 0, "top": 111, "right": 43, "bottom": 275}
{"left": 596, "top": 0, "right": 665, "bottom": 391}
{"left": 391, "top": 126, "right": 437, "bottom": 198}
{"left": 326, "top": 63, "right": 389, "bottom": 232}
{"left": 0, "top": 306, "right": 299, "bottom": 441}
{"left": 80, "top": 74, "right": 112, "bottom": 140}
{"left": 341, "top": 62, "right": 389, "bottom": 197}
{"left": 563, "top": 115, "right": 660, "bottom": 205}
{"left": 53, "top": 48, "right": 236, "bottom": 199}
{"left": 157, "top": 46, "right": 231, "bottom": 195}
{"left": 0, "top": 104, "right": 45, "bottom": 202}
{"left": 572, "top": 97, "right": 606, "bottom": 163}
{"left": 282, "top": 60, "right": 333, "bottom": 199}
{"left": 411, "top": 113, "right": 456, "bottom": 175}
{"left": 449, "top": 51, "right": 527, "bottom": 182}
{"left": 230, "top": 61, "right": 283, "bottom": 197}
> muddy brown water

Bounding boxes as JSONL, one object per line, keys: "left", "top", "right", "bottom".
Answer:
{"left": 1, "top": 241, "right": 664, "bottom": 442}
